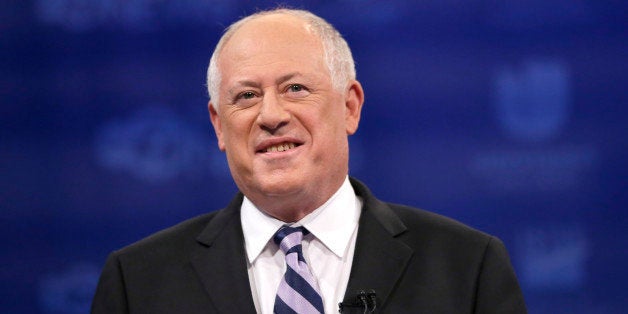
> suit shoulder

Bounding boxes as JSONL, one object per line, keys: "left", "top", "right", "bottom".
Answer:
{"left": 352, "top": 178, "right": 492, "bottom": 245}
{"left": 387, "top": 203, "right": 492, "bottom": 245}
{"left": 114, "top": 210, "right": 220, "bottom": 258}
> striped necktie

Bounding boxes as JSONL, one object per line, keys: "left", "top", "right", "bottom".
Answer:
{"left": 273, "top": 226, "right": 325, "bottom": 314}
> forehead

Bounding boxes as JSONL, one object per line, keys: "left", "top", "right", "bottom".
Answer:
{"left": 218, "top": 14, "right": 326, "bottom": 76}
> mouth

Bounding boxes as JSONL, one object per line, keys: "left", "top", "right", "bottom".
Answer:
{"left": 264, "top": 142, "right": 296, "bottom": 153}
{"left": 257, "top": 141, "right": 302, "bottom": 154}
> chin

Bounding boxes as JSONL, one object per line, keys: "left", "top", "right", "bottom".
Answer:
{"left": 257, "top": 178, "right": 303, "bottom": 197}
{"left": 255, "top": 169, "right": 309, "bottom": 194}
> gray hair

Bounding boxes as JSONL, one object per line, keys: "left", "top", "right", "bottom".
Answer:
{"left": 206, "top": 9, "right": 356, "bottom": 108}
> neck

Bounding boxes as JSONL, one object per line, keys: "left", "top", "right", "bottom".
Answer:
{"left": 253, "top": 193, "right": 327, "bottom": 223}
{"left": 247, "top": 177, "right": 347, "bottom": 223}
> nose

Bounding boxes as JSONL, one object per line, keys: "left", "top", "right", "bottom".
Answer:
{"left": 256, "top": 91, "right": 290, "bottom": 132}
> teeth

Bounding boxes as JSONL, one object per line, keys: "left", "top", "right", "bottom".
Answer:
{"left": 266, "top": 142, "right": 296, "bottom": 153}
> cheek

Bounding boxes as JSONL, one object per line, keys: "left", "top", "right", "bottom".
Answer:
{"left": 221, "top": 111, "right": 256, "bottom": 145}
{"left": 308, "top": 110, "right": 348, "bottom": 149}
{"left": 224, "top": 126, "right": 249, "bottom": 153}
{"left": 325, "top": 105, "right": 349, "bottom": 134}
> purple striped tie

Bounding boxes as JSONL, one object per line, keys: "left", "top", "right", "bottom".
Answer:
{"left": 273, "top": 226, "right": 324, "bottom": 314}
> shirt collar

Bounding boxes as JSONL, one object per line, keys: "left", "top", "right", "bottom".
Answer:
{"left": 241, "top": 176, "right": 361, "bottom": 263}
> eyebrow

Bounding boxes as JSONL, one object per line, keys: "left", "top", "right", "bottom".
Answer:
{"left": 275, "top": 72, "right": 303, "bottom": 85}
{"left": 228, "top": 80, "right": 260, "bottom": 96}
{"left": 227, "top": 72, "right": 305, "bottom": 97}
{"left": 228, "top": 72, "right": 310, "bottom": 99}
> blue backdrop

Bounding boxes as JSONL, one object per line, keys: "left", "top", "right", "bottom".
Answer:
{"left": 2, "top": 1, "right": 627, "bottom": 313}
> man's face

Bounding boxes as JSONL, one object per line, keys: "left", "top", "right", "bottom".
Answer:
{"left": 209, "top": 14, "right": 363, "bottom": 217}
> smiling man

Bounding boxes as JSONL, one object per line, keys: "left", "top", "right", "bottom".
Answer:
{"left": 207, "top": 11, "right": 362, "bottom": 224}
{"left": 92, "top": 9, "right": 526, "bottom": 314}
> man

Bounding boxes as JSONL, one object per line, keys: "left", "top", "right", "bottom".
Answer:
{"left": 92, "top": 8, "right": 527, "bottom": 314}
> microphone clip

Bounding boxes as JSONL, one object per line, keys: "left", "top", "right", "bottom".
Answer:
{"left": 338, "top": 289, "right": 377, "bottom": 313}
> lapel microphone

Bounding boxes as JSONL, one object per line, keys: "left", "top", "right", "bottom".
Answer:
{"left": 338, "top": 290, "right": 377, "bottom": 313}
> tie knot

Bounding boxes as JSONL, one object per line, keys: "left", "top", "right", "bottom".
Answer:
{"left": 273, "top": 226, "right": 309, "bottom": 255}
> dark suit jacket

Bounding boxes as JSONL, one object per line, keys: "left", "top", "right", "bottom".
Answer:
{"left": 91, "top": 178, "right": 526, "bottom": 313}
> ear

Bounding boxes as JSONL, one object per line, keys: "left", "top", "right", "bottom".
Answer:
{"left": 208, "top": 101, "right": 226, "bottom": 151}
{"left": 344, "top": 80, "right": 364, "bottom": 135}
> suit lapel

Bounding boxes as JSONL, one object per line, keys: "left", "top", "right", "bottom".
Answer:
{"left": 343, "top": 178, "right": 414, "bottom": 309}
{"left": 190, "top": 194, "right": 257, "bottom": 313}
{"left": 187, "top": 179, "right": 411, "bottom": 312}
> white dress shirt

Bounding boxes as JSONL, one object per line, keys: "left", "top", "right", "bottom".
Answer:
{"left": 241, "top": 177, "right": 362, "bottom": 314}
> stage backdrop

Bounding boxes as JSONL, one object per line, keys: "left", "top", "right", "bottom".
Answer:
{"left": 2, "top": 1, "right": 627, "bottom": 313}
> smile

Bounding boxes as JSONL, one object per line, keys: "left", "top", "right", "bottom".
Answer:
{"left": 264, "top": 142, "right": 297, "bottom": 153}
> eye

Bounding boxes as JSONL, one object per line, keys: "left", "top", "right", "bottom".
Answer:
{"left": 285, "top": 84, "right": 310, "bottom": 98}
{"left": 239, "top": 91, "right": 256, "bottom": 100}
{"left": 232, "top": 90, "right": 260, "bottom": 107}
{"left": 288, "top": 84, "right": 304, "bottom": 92}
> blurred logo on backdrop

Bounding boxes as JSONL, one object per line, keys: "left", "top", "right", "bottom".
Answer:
{"left": 468, "top": 59, "right": 597, "bottom": 193}
{"left": 494, "top": 60, "right": 570, "bottom": 143}
{"left": 487, "top": 0, "right": 592, "bottom": 31}
{"left": 38, "top": 263, "right": 100, "bottom": 314}
{"left": 35, "top": 0, "right": 236, "bottom": 32}
{"left": 515, "top": 224, "right": 589, "bottom": 291}
{"left": 94, "top": 106, "right": 229, "bottom": 183}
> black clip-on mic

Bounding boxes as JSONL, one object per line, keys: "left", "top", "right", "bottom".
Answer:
{"left": 338, "top": 290, "right": 377, "bottom": 313}
{"left": 367, "top": 289, "right": 377, "bottom": 312}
